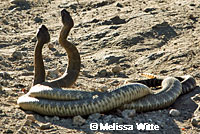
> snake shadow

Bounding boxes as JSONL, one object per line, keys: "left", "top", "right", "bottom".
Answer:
{"left": 170, "top": 86, "right": 200, "bottom": 121}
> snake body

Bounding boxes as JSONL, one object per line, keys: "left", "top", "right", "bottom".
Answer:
{"left": 17, "top": 9, "right": 197, "bottom": 117}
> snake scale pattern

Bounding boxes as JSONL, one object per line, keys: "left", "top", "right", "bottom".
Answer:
{"left": 17, "top": 9, "right": 197, "bottom": 117}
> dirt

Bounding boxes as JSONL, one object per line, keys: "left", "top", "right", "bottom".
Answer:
{"left": 0, "top": 0, "right": 200, "bottom": 133}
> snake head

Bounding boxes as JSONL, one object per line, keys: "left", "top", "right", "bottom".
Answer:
{"left": 61, "top": 9, "right": 74, "bottom": 28}
{"left": 36, "top": 25, "right": 50, "bottom": 44}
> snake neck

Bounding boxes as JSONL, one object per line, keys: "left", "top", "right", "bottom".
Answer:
{"left": 42, "top": 26, "right": 81, "bottom": 88}
{"left": 33, "top": 41, "right": 45, "bottom": 85}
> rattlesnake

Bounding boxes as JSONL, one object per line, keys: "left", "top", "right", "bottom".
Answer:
{"left": 17, "top": 9, "right": 196, "bottom": 117}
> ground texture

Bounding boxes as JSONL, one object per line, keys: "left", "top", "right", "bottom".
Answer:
{"left": 0, "top": 0, "right": 200, "bottom": 134}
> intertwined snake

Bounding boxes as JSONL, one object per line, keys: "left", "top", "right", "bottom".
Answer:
{"left": 17, "top": 9, "right": 196, "bottom": 117}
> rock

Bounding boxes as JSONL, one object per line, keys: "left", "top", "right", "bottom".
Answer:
{"left": 24, "top": 119, "right": 32, "bottom": 126}
{"left": 40, "top": 123, "right": 51, "bottom": 130}
{"left": 48, "top": 44, "right": 54, "bottom": 49}
{"left": 88, "top": 113, "right": 101, "bottom": 121}
{"left": 73, "top": 115, "right": 86, "bottom": 126}
{"left": 34, "top": 17, "right": 43, "bottom": 23}
{"left": 47, "top": 69, "right": 59, "bottom": 78}
{"left": 13, "top": 23, "right": 19, "bottom": 27}
{"left": 112, "top": 65, "right": 121, "bottom": 73}
{"left": 26, "top": 115, "right": 35, "bottom": 122}
{"left": 0, "top": 84, "right": 2, "bottom": 91}
{"left": 12, "top": 51, "right": 23, "bottom": 60}
{"left": 191, "top": 118, "right": 199, "bottom": 126}
{"left": 122, "top": 109, "right": 136, "bottom": 119}
{"left": 10, "top": 0, "right": 27, "bottom": 4}
{"left": 98, "top": 69, "right": 107, "bottom": 77}
{"left": 116, "top": 3, "right": 123, "bottom": 8}
{"left": 100, "top": 86, "right": 109, "bottom": 92}
{"left": 52, "top": 116, "right": 60, "bottom": 121}
{"left": 44, "top": 116, "right": 50, "bottom": 121}
{"left": 169, "top": 109, "right": 181, "bottom": 116}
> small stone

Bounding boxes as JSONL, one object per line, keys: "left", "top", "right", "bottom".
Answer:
{"left": 12, "top": 51, "right": 23, "bottom": 60}
{"left": 191, "top": 118, "right": 199, "bottom": 126}
{"left": 98, "top": 69, "right": 107, "bottom": 77}
{"left": 26, "top": 115, "right": 35, "bottom": 122}
{"left": 24, "top": 119, "right": 32, "bottom": 126}
{"left": 112, "top": 65, "right": 121, "bottom": 73}
{"left": 116, "top": 3, "right": 123, "bottom": 8}
{"left": 44, "top": 116, "right": 50, "bottom": 121}
{"left": 100, "top": 86, "right": 109, "bottom": 92}
{"left": 169, "top": 109, "right": 181, "bottom": 116}
{"left": 40, "top": 123, "right": 51, "bottom": 130}
{"left": 13, "top": 23, "right": 18, "bottom": 27}
{"left": 48, "top": 44, "right": 54, "bottom": 49}
{"left": 88, "top": 113, "right": 101, "bottom": 120}
{"left": 0, "top": 84, "right": 2, "bottom": 91}
{"left": 52, "top": 116, "right": 60, "bottom": 121}
{"left": 34, "top": 17, "right": 43, "bottom": 23}
{"left": 73, "top": 115, "right": 86, "bottom": 126}
{"left": 47, "top": 69, "right": 59, "bottom": 78}
{"left": 122, "top": 109, "right": 136, "bottom": 119}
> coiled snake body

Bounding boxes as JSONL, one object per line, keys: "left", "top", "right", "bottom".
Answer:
{"left": 17, "top": 10, "right": 197, "bottom": 117}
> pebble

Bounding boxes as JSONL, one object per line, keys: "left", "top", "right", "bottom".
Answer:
{"left": 0, "top": 84, "right": 2, "bottom": 91}
{"left": 112, "top": 65, "right": 121, "bottom": 73}
{"left": 13, "top": 23, "right": 18, "bottom": 27}
{"left": 24, "top": 119, "right": 32, "bottom": 126}
{"left": 34, "top": 16, "right": 43, "bottom": 23}
{"left": 40, "top": 123, "right": 51, "bottom": 130}
{"left": 88, "top": 113, "right": 101, "bottom": 121}
{"left": 116, "top": 3, "right": 123, "bottom": 8}
{"left": 169, "top": 109, "right": 181, "bottom": 116}
{"left": 100, "top": 86, "right": 109, "bottom": 92}
{"left": 26, "top": 115, "right": 35, "bottom": 122}
{"left": 191, "top": 117, "right": 199, "bottom": 126}
{"left": 52, "top": 116, "right": 60, "bottom": 121}
{"left": 12, "top": 51, "right": 23, "bottom": 60}
{"left": 47, "top": 69, "right": 59, "bottom": 78}
{"left": 122, "top": 109, "right": 136, "bottom": 119}
{"left": 73, "top": 115, "right": 86, "bottom": 126}
{"left": 44, "top": 116, "right": 50, "bottom": 121}
{"left": 48, "top": 44, "right": 54, "bottom": 49}
{"left": 98, "top": 69, "right": 107, "bottom": 77}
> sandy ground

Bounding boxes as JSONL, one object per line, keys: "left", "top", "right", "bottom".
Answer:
{"left": 0, "top": 0, "right": 200, "bottom": 133}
